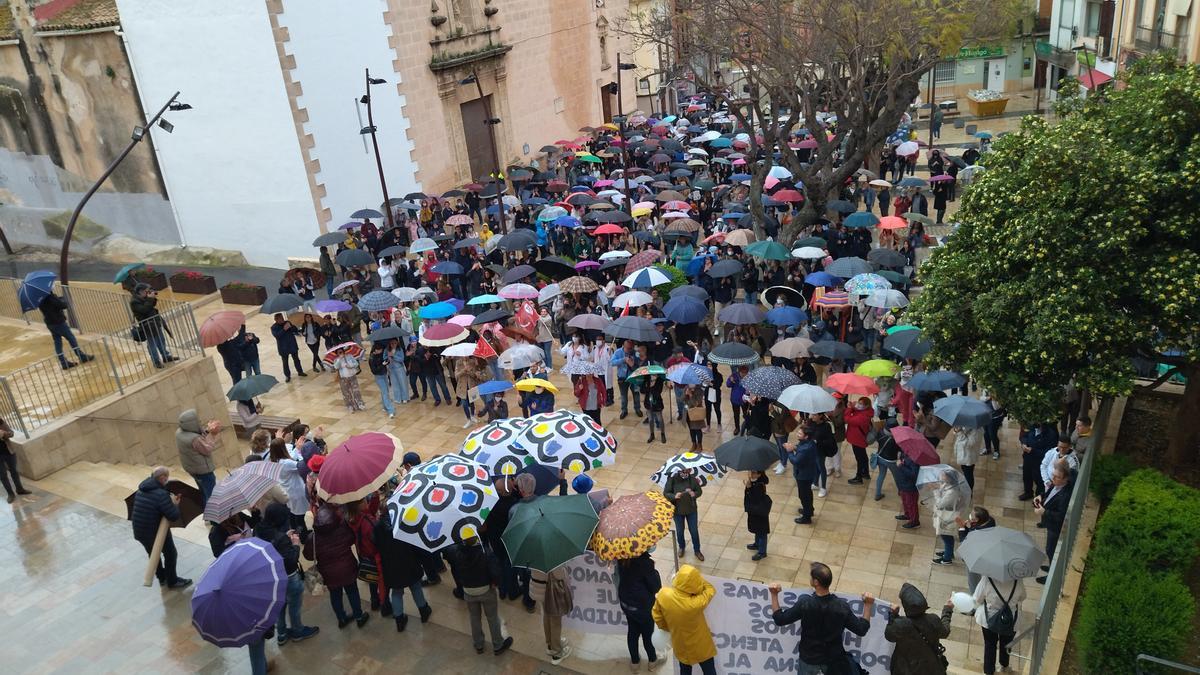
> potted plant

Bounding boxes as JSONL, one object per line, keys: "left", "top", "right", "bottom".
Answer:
{"left": 122, "top": 266, "right": 168, "bottom": 292}
{"left": 168, "top": 269, "right": 218, "bottom": 295}
{"left": 220, "top": 281, "right": 267, "bottom": 305}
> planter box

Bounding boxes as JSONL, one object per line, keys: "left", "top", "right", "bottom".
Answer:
{"left": 220, "top": 284, "right": 267, "bottom": 305}
{"left": 169, "top": 274, "right": 218, "bottom": 295}
{"left": 966, "top": 96, "right": 1009, "bottom": 117}
{"left": 123, "top": 272, "right": 167, "bottom": 292}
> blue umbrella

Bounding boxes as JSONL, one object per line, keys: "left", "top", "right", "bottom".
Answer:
{"left": 467, "top": 294, "right": 505, "bottom": 306}
{"left": 515, "top": 463, "right": 560, "bottom": 496}
{"left": 113, "top": 263, "right": 145, "bottom": 284}
{"left": 765, "top": 306, "right": 808, "bottom": 326}
{"left": 804, "top": 272, "right": 842, "bottom": 287}
{"left": 523, "top": 197, "right": 549, "bottom": 206}
{"left": 730, "top": 173, "right": 752, "bottom": 182}
{"left": 668, "top": 363, "right": 713, "bottom": 386}
{"left": 191, "top": 537, "right": 286, "bottom": 648}
{"left": 553, "top": 215, "right": 581, "bottom": 229}
{"left": 18, "top": 270, "right": 56, "bottom": 313}
{"left": 685, "top": 255, "right": 712, "bottom": 277}
{"left": 718, "top": 302, "right": 766, "bottom": 325}
{"left": 933, "top": 395, "right": 992, "bottom": 428}
{"left": 910, "top": 370, "right": 966, "bottom": 392}
{"left": 419, "top": 301, "right": 457, "bottom": 320}
{"left": 709, "top": 137, "right": 733, "bottom": 148}
{"left": 431, "top": 261, "right": 465, "bottom": 275}
{"left": 477, "top": 380, "right": 514, "bottom": 396}
{"left": 662, "top": 295, "right": 708, "bottom": 324}
{"left": 358, "top": 290, "right": 401, "bottom": 312}
{"left": 844, "top": 212, "right": 880, "bottom": 229}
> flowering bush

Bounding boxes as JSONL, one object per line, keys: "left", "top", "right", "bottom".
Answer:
{"left": 170, "top": 270, "right": 210, "bottom": 281}
{"left": 222, "top": 281, "right": 263, "bottom": 291}
{"left": 131, "top": 266, "right": 158, "bottom": 278}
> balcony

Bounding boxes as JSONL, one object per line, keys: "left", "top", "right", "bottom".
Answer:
{"left": 1134, "top": 24, "right": 1189, "bottom": 54}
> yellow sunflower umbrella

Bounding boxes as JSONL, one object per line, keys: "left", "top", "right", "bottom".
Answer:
{"left": 590, "top": 491, "right": 675, "bottom": 561}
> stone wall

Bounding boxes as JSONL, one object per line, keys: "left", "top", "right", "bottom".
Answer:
{"left": 10, "top": 356, "right": 241, "bottom": 480}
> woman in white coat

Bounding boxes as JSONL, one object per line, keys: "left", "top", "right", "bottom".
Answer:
{"left": 953, "top": 425, "right": 984, "bottom": 490}
{"left": 931, "top": 468, "right": 969, "bottom": 565}
{"left": 972, "top": 573, "right": 1024, "bottom": 675}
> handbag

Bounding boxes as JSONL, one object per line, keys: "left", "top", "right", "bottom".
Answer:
{"left": 354, "top": 516, "right": 380, "bottom": 585}
{"left": 912, "top": 618, "right": 950, "bottom": 671}
{"left": 687, "top": 406, "right": 706, "bottom": 423}
{"left": 130, "top": 324, "right": 146, "bottom": 343}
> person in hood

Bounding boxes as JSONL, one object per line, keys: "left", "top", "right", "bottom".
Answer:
{"left": 255, "top": 503, "right": 319, "bottom": 645}
{"left": 652, "top": 564, "right": 717, "bottom": 674}
{"left": 617, "top": 553, "right": 662, "bottom": 671}
{"left": 770, "top": 562, "right": 874, "bottom": 674}
{"left": 130, "top": 466, "right": 190, "bottom": 589}
{"left": 884, "top": 582, "right": 953, "bottom": 675}
{"left": 175, "top": 409, "right": 221, "bottom": 504}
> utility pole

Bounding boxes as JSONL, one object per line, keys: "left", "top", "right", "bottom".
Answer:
{"left": 615, "top": 54, "right": 638, "bottom": 213}
{"left": 927, "top": 65, "right": 937, "bottom": 149}
{"left": 462, "top": 70, "right": 506, "bottom": 230}
{"left": 361, "top": 68, "right": 396, "bottom": 230}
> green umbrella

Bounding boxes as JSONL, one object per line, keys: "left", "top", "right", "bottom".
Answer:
{"left": 226, "top": 374, "right": 279, "bottom": 401}
{"left": 793, "top": 236, "right": 827, "bottom": 249}
{"left": 877, "top": 270, "right": 911, "bottom": 287}
{"left": 886, "top": 324, "right": 920, "bottom": 335}
{"left": 691, "top": 179, "right": 717, "bottom": 190}
{"left": 745, "top": 240, "right": 791, "bottom": 261}
{"left": 501, "top": 494, "right": 598, "bottom": 572}
{"left": 113, "top": 262, "right": 146, "bottom": 284}
{"left": 626, "top": 364, "right": 667, "bottom": 384}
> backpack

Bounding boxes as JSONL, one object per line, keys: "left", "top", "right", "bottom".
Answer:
{"left": 986, "top": 579, "right": 1018, "bottom": 636}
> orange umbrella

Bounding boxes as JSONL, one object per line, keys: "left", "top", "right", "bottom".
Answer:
{"left": 593, "top": 223, "right": 626, "bottom": 236}
{"left": 824, "top": 373, "right": 881, "bottom": 396}
{"left": 878, "top": 216, "right": 909, "bottom": 230}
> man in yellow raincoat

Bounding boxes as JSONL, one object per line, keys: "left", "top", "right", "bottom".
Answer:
{"left": 651, "top": 564, "right": 717, "bottom": 674}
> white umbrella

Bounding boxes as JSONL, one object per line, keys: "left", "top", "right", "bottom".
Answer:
{"left": 792, "top": 246, "right": 826, "bottom": 259}
{"left": 498, "top": 344, "right": 545, "bottom": 370}
{"left": 613, "top": 290, "right": 653, "bottom": 309}
{"left": 502, "top": 195, "right": 520, "bottom": 206}
{"left": 869, "top": 179, "right": 892, "bottom": 188}
{"left": 896, "top": 141, "right": 920, "bottom": 157}
{"left": 442, "top": 342, "right": 478, "bottom": 358}
{"left": 767, "top": 166, "right": 793, "bottom": 180}
{"left": 409, "top": 238, "right": 438, "bottom": 254}
{"left": 778, "top": 384, "right": 837, "bottom": 413}
{"left": 694, "top": 130, "right": 721, "bottom": 143}
{"left": 623, "top": 266, "right": 672, "bottom": 288}
{"left": 865, "top": 289, "right": 909, "bottom": 309}
{"left": 538, "top": 283, "right": 561, "bottom": 305}
{"left": 391, "top": 287, "right": 419, "bottom": 302}
{"left": 599, "top": 250, "right": 632, "bottom": 261}
{"left": 686, "top": 147, "right": 710, "bottom": 157}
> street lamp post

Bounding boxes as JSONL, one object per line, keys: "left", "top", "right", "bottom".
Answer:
{"left": 460, "top": 71, "right": 506, "bottom": 231}
{"left": 360, "top": 68, "right": 396, "bottom": 230}
{"left": 614, "top": 54, "right": 638, "bottom": 214}
{"left": 59, "top": 91, "right": 189, "bottom": 287}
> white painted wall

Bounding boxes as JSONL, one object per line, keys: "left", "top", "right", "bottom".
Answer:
{"left": 115, "top": 0, "right": 318, "bottom": 267}
{"left": 276, "top": 0, "right": 420, "bottom": 227}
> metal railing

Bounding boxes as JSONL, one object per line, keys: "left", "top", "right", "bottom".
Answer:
{"left": 0, "top": 278, "right": 186, "bottom": 335}
{"left": 1016, "top": 397, "right": 1112, "bottom": 675}
{"left": 1137, "top": 654, "right": 1200, "bottom": 674}
{"left": 1134, "top": 25, "right": 1189, "bottom": 53}
{"left": 0, "top": 301, "right": 204, "bottom": 438}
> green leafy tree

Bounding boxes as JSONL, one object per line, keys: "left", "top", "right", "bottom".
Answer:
{"left": 911, "top": 54, "right": 1200, "bottom": 463}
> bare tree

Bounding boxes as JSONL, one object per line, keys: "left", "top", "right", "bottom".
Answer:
{"left": 622, "top": 0, "right": 1021, "bottom": 243}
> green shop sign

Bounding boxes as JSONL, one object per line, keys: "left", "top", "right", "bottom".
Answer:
{"left": 955, "top": 46, "right": 1004, "bottom": 59}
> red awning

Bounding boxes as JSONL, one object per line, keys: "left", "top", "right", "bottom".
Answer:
{"left": 1079, "top": 68, "right": 1113, "bottom": 90}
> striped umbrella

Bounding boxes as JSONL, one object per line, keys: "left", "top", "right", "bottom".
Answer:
{"left": 623, "top": 266, "right": 672, "bottom": 289}
{"left": 203, "top": 462, "right": 284, "bottom": 523}
{"left": 323, "top": 341, "right": 364, "bottom": 365}
{"left": 623, "top": 249, "right": 663, "bottom": 275}
{"left": 812, "top": 290, "right": 851, "bottom": 308}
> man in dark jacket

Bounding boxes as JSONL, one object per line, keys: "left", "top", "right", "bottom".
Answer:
{"left": 0, "top": 418, "right": 31, "bottom": 503}
{"left": 770, "top": 562, "right": 874, "bottom": 673}
{"left": 38, "top": 292, "right": 94, "bottom": 370}
{"left": 130, "top": 466, "right": 190, "bottom": 589}
{"left": 254, "top": 503, "right": 319, "bottom": 644}
{"left": 130, "top": 283, "right": 175, "bottom": 368}
{"left": 217, "top": 326, "right": 246, "bottom": 384}
{"left": 1018, "top": 423, "right": 1058, "bottom": 501}
{"left": 1034, "top": 460, "right": 1075, "bottom": 584}
{"left": 270, "top": 313, "right": 306, "bottom": 382}
{"left": 787, "top": 429, "right": 822, "bottom": 525}
{"left": 884, "top": 583, "right": 953, "bottom": 675}
{"left": 446, "top": 536, "right": 512, "bottom": 655}
{"left": 374, "top": 509, "right": 433, "bottom": 631}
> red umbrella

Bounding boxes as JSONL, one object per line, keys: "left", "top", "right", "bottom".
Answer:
{"left": 879, "top": 216, "right": 909, "bottom": 230}
{"left": 772, "top": 189, "right": 805, "bottom": 202}
{"left": 890, "top": 426, "right": 941, "bottom": 466}
{"left": 323, "top": 341, "right": 364, "bottom": 366}
{"left": 420, "top": 323, "right": 468, "bottom": 347}
{"left": 317, "top": 432, "right": 404, "bottom": 503}
{"left": 702, "top": 232, "right": 726, "bottom": 244}
{"left": 593, "top": 224, "right": 626, "bottom": 236}
{"left": 546, "top": 180, "right": 568, "bottom": 192}
{"left": 624, "top": 249, "right": 663, "bottom": 275}
{"left": 824, "top": 373, "right": 880, "bottom": 396}
{"left": 200, "top": 310, "right": 246, "bottom": 348}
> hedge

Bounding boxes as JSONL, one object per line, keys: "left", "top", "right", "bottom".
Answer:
{"left": 1075, "top": 469, "right": 1200, "bottom": 673}
{"left": 1088, "top": 453, "right": 1136, "bottom": 506}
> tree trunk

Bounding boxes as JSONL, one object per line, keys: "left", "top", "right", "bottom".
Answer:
{"left": 1165, "top": 362, "right": 1200, "bottom": 466}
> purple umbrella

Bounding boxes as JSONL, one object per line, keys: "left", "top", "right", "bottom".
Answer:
{"left": 575, "top": 260, "right": 601, "bottom": 271}
{"left": 447, "top": 298, "right": 465, "bottom": 312}
{"left": 191, "top": 538, "right": 286, "bottom": 648}
{"left": 314, "top": 299, "right": 351, "bottom": 313}
{"left": 337, "top": 221, "right": 362, "bottom": 231}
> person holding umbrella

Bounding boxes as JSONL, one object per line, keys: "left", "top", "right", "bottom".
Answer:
{"left": 35, "top": 287, "right": 95, "bottom": 370}
{"left": 931, "top": 467, "right": 970, "bottom": 565}
{"left": 895, "top": 452, "right": 922, "bottom": 529}
{"left": 664, "top": 467, "right": 705, "bottom": 561}
{"left": 130, "top": 466, "right": 191, "bottom": 589}
{"left": 643, "top": 373, "right": 667, "bottom": 444}
{"left": 844, "top": 396, "right": 874, "bottom": 485}
{"left": 253, "top": 503, "right": 320, "bottom": 645}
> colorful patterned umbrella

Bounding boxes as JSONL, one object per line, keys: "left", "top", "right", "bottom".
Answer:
{"left": 812, "top": 289, "right": 851, "bottom": 308}
{"left": 200, "top": 310, "right": 246, "bottom": 348}
{"left": 650, "top": 452, "right": 726, "bottom": 487}
{"left": 626, "top": 364, "right": 667, "bottom": 383}
{"left": 623, "top": 266, "right": 672, "bottom": 289}
{"left": 458, "top": 418, "right": 534, "bottom": 476}
{"left": 203, "top": 462, "right": 284, "bottom": 523}
{"left": 191, "top": 538, "right": 286, "bottom": 648}
{"left": 317, "top": 432, "right": 404, "bottom": 503}
{"left": 667, "top": 363, "right": 712, "bottom": 386}
{"left": 591, "top": 491, "right": 675, "bottom": 561}
{"left": 388, "top": 455, "right": 498, "bottom": 551}
{"left": 515, "top": 409, "right": 617, "bottom": 473}
{"left": 322, "top": 341, "right": 364, "bottom": 365}
{"left": 741, "top": 365, "right": 801, "bottom": 399}
{"left": 845, "top": 273, "right": 891, "bottom": 295}
{"left": 623, "top": 249, "right": 663, "bottom": 275}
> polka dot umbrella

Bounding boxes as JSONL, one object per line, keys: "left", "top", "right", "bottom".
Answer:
{"left": 458, "top": 418, "right": 534, "bottom": 476}
{"left": 591, "top": 491, "right": 675, "bottom": 562}
{"left": 387, "top": 455, "right": 498, "bottom": 552}
{"left": 515, "top": 409, "right": 617, "bottom": 473}
{"left": 650, "top": 452, "right": 727, "bottom": 487}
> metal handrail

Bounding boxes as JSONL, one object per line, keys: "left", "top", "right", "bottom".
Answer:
{"left": 1137, "top": 654, "right": 1200, "bottom": 674}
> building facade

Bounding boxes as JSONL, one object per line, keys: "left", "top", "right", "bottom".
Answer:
{"left": 1115, "top": 0, "right": 1199, "bottom": 65}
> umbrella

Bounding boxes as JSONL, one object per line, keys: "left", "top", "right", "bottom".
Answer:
{"left": 709, "top": 341, "right": 760, "bottom": 366}
{"left": 824, "top": 372, "right": 881, "bottom": 396}
{"left": 472, "top": 307, "right": 512, "bottom": 325}
{"left": 124, "top": 479, "right": 204, "bottom": 529}
{"left": 887, "top": 324, "right": 921, "bottom": 335}
{"left": 668, "top": 363, "right": 713, "bottom": 386}
{"left": 467, "top": 293, "right": 505, "bottom": 306}
{"left": 190, "top": 538, "right": 286, "bottom": 648}
{"left": 568, "top": 313, "right": 610, "bottom": 331}
{"left": 409, "top": 238, "right": 438, "bottom": 254}
{"left": 419, "top": 301, "right": 458, "bottom": 320}
{"left": 112, "top": 263, "right": 145, "bottom": 284}
{"left": 378, "top": 245, "right": 408, "bottom": 258}
{"left": 626, "top": 365, "right": 667, "bottom": 385}
{"left": 910, "top": 370, "right": 966, "bottom": 392}
{"left": 515, "top": 377, "right": 558, "bottom": 393}
{"left": 845, "top": 273, "right": 891, "bottom": 295}
{"left": 745, "top": 240, "right": 791, "bottom": 261}
{"left": 502, "top": 264, "right": 537, "bottom": 284}
{"left": 844, "top": 212, "right": 880, "bottom": 229}
{"left": 813, "top": 290, "right": 851, "bottom": 308}
{"left": 895, "top": 141, "right": 920, "bottom": 157}
{"left": 778, "top": 384, "right": 838, "bottom": 414}
{"left": 259, "top": 294, "right": 304, "bottom": 315}
{"left": 322, "top": 341, "right": 364, "bottom": 366}
{"left": 599, "top": 250, "right": 632, "bottom": 261}
{"left": 419, "top": 323, "right": 468, "bottom": 347}
{"left": 447, "top": 314, "right": 475, "bottom": 327}
{"left": 958, "top": 526, "right": 1047, "bottom": 581}
{"left": 868, "top": 248, "right": 908, "bottom": 268}
{"left": 891, "top": 426, "right": 941, "bottom": 465}
{"left": 933, "top": 396, "right": 992, "bottom": 428}
{"left": 200, "top": 310, "right": 246, "bottom": 348}
{"left": 368, "top": 325, "right": 407, "bottom": 342}
{"left": 794, "top": 236, "right": 827, "bottom": 249}
{"left": 498, "top": 344, "right": 545, "bottom": 370}
{"left": 827, "top": 199, "right": 856, "bottom": 214}
{"left": 719, "top": 302, "right": 766, "bottom": 325}
{"left": 335, "top": 248, "right": 374, "bottom": 267}
{"left": 869, "top": 179, "right": 892, "bottom": 188}
{"left": 902, "top": 212, "right": 933, "bottom": 226}
{"left": 793, "top": 246, "right": 827, "bottom": 260}
{"left": 878, "top": 216, "right": 909, "bottom": 231}
{"left": 534, "top": 257, "right": 578, "bottom": 280}
{"left": 770, "top": 337, "right": 814, "bottom": 360}
{"left": 864, "top": 289, "right": 909, "bottom": 309}
{"left": 714, "top": 436, "right": 779, "bottom": 472}
{"left": 706, "top": 259, "right": 743, "bottom": 278}
{"left": 878, "top": 270, "right": 912, "bottom": 287}
{"left": 741, "top": 366, "right": 801, "bottom": 399}
{"left": 805, "top": 272, "right": 842, "bottom": 288}
{"left": 317, "top": 432, "right": 404, "bottom": 503}
{"left": 358, "top": 290, "right": 401, "bottom": 312}
{"left": 499, "top": 283, "right": 539, "bottom": 299}
{"left": 883, "top": 329, "right": 933, "bottom": 360}
{"left": 808, "top": 341, "right": 860, "bottom": 361}
{"left": 203, "top": 462, "right": 284, "bottom": 524}
{"left": 351, "top": 208, "right": 384, "bottom": 219}
{"left": 447, "top": 214, "right": 474, "bottom": 226}
{"left": 458, "top": 418, "right": 534, "bottom": 476}
{"left": 502, "top": 494, "right": 599, "bottom": 572}
{"left": 560, "top": 275, "right": 601, "bottom": 294}
{"left": 761, "top": 285, "right": 806, "bottom": 308}
{"left": 563, "top": 359, "right": 605, "bottom": 376}
{"left": 613, "top": 290, "right": 654, "bottom": 309}
{"left": 856, "top": 359, "right": 900, "bottom": 378}
{"left": 605, "top": 315, "right": 659, "bottom": 342}
{"left": 723, "top": 229, "right": 757, "bottom": 247}
{"left": 825, "top": 256, "right": 873, "bottom": 278}
{"left": 314, "top": 299, "right": 351, "bottom": 313}
{"left": 538, "top": 284, "right": 562, "bottom": 304}
{"left": 313, "top": 232, "right": 345, "bottom": 247}
{"left": 431, "top": 261, "right": 465, "bottom": 276}
{"left": 670, "top": 285, "right": 709, "bottom": 301}
{"left": 897, "top": 177, "right": 928, "bottom": 188}
{"left": 623, "top": 249, "right": 663, "bottom": 275}
{"left": 623, "top": 266, "right": 672, "bottom": 289}
{"left": 662, "top": 295, "right": 707, "bottom": 324}
{"left": 226, "top": 374, "right": 279, "bottom": 401}
{"left": 332, "top": 280, "right": 360, "bottom": 294}
{"left": 495, "top": 231, "right": 538, "bottom": 251}
{"left": 590, "top": 491, "right": 675, "bottom": 561}
{"left": 517, "top": 409, "right": 618, "bottom": 473}
{"left": 442, "top": 342, "right": 477, "bottom": 357}
{"left": 452, "top": 238, "right": 480, "bottom": 251}
{"left": 388, "top": 455, "right": 499, "bottom": 551}
{"left": 650, "top": 452, "right": 727, "bottom": 488}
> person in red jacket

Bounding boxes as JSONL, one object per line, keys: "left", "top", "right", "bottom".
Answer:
{"left": 844, "top": 396, "right": 875, "bottom": 485}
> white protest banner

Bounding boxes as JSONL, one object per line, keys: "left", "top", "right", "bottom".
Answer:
{"left": 562, "top": 551, "right": 628, "bottom": 635}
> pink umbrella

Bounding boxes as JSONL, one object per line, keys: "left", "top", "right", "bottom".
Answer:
{"left": 316, "top": 432, "right": 404, "bottom": 503}
{"left": 575, "top": 260, "right": 601, "bottom": 271}
{"left": 200, "top": 311, "right": 246, "bottom": 348}
{"left": 662, "top": 200, "right": 690, "bottom": 211}
{"left": 929, "top": 174, "right": 955, "bottom": 182}
{"left": 633, "top": 201, "right": 657, "bottom": 210}
{"left": 732, "top": 158, "right": 747, "bottom": 166}
{"left": 420, "top": 323, "right": 468, "bottom": 346}
{"left": 499, "top": 283, "right": 539, "bottom": 299}
{"left": 448, "top": 314, "right": 475, "bottom": 327}
{"left": 593, "top": 179, "right": 615, "bottom": 188}
{"left": 890, "top": 426, "right": 941, "bottom": 466}
{"left": 764, "top": 176, "right": 780, "bottom": 190}
{"left": 661, "top": 211, "right": 690, "bottom": 220}
{"left": 447, "top": 214, "right": 474, "bottom": 226}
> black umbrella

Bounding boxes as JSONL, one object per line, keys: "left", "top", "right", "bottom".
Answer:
{"left": 604, "top": 316, "right": 659, "bottom": 342}
{"left": 432, "top": 233, "right": 454, "bottom": 242}
{"left": 431, "top": 261, "right": 465, "bottom": 276}
{"left": 442, "top": 189, "right": 467, "bottom": 198}
{"left": 479, "top": 184, "right": 505, "bottom": 199}
{"left": 670, "top": 285, "right": 710, "bottom": 301}
{"left": 534, "top": 256, "right": 578, "bottom": 280}
{"left": 737, "top": 213, "right": 780, "bottom": 232}
{"left": 485, "top": 263, "right": 507, "bottom": 277}
{"left": 808, "top": 341, "right": 861, "bottom": 361}
{"left": 714, "top": 436, "right": 778, "bottom": 472}
{"left": 706, "top": 259, "right": 743, "bottom": 278}
{"left": 599, "top": 258, "right": 628, "bottom": 271}
{"left": 509, "top": 170, "right": 533, "bottom": 181}
{"left": 404, "top": 192, "right": 427, "bottom": 200}
{"left": 826, "top": 200, "right": 856, "bottom": 214}
{"left": 539, "top": 145, "right": 559, "bottom": 154}
{"left": 708, "top": 342, "right": 760, "bottom": 366}
{"left": 378, "top": 245, "right": 407, "bottom": 258}
{"left": 741, "top": 366, "right": 801, "bottom": 399}
{"left": 495, "top": 230, "right": 537, "bottom": 251}
{"left": 502, "top": 265, "right": 536, "bottom": 284}
{"left": 227, "top": 374, "right": 279, "bottom": 401}
{"left": 761, "top": 285, "right": 806, "bottom": 308}
{"left": 593, "top": 210, "right": 633, "bottom": 224}
{"left": 336, "top": 248, "right": 374, "bottom": 267}
{"left": 472, "top": 308, "right": 512, "bottom": 325}
{"left": 124, "top": 480, "right": 204, "bottom": 527}
{"left": 453, "top": 237, "right": 481, "bottom": 250}
{"left": 368, "top": 326, "right": 408, "bottom": 342}
{"left": 718, "top": 303, "right": 766, "bottom": 325}
{"left": 867, "top": 248, "right": 907, "bottom": 268}
{"left": 260, "top": 294, "right": 304, "bottom": 315}
{"left": 825, "top": 256, "right": 874, "bottom": 278}
{"left": 313, "top": 232, "right": 345, "bottom": 247}
{"left": 351, "top": 208, "right": 384, "bottom": 219}
{"left": 632, "top": 231, "right": 661, "bottom": 244}
{"left": 883, "top": 329, "right": 933, "bottom": 360}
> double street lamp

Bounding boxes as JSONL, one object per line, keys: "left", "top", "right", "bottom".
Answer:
{"left": 360, "top": 69, "right": 397, "bottom": 230}
{"left": 610, "top": 55, "right": 638, "bottom": 213}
